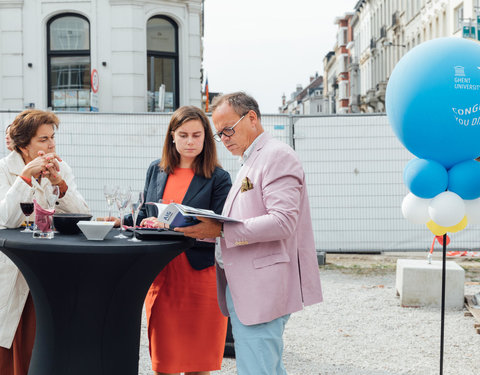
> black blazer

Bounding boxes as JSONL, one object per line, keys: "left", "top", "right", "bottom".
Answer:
{"left": 124, "top": 159, "right": 232, "bottom": 270}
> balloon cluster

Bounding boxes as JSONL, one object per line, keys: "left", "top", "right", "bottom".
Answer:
{"left": 386, "top": 37, "right": 480, "bottom": 235}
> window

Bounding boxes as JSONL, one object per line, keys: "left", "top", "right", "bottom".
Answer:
{"left": 47, "top": 14, "right": 91, "bottom": 111}
{"left": 339, "top": 80, "right": 349, "bottom": 100}
{"left": 147, "top": 16, "right": 179, "bottom": 112}
{"left": 339, "top": 54, "right": 349, "bottom": 72}
{"left": 454, "top": 4, "right": 464, "bottom": 32}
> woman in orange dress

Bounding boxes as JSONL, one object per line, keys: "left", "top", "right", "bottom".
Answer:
{"left": 126, "top": 106, "right": 232, "bottom": 375}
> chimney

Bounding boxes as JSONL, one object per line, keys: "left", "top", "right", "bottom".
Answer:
{"left": 310, "top": 76, "right": 314, "bottom": 83}
{"left": 282, "top": 93, "right": 286, "bottom": 106}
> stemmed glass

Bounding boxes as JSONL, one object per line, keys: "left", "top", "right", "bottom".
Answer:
{"left": 46, "top": 185, "right": 60, "bottom": 210}
{"left": 114, "top": 186, "right": 131, "bottom": 239}
{"left": 47, "top": 185, "right": 60, "bottom": 234}
{"left": 103, "top": 185, "right": 118, "bottom": 219}
{"left": 128, "top": 191, "right": 144, "bottom": 242}
{"left": 20, "top": 189, "right": 35, "bottom": 233}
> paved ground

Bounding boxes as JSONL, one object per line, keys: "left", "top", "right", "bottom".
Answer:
{"left": 138, "top": 251, "right": 480, "bottom": 375}
{"left": 325, "top": 251, "right": 480, "bottom": 271}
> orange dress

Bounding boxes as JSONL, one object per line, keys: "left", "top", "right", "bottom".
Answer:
{"left": 144, "top": 168, "right": 227, "bottom": 373}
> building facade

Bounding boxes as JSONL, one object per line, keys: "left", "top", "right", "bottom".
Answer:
{"left": 279, "top": 74, "right": 325, "bottom": 115}
{"left": 332, "top": 13, "right": 354, "bottom": 114}
{"left": 0, "top": 0, "right": 204, "bottom": 112}
{"left": 324, "top": 0, "right": 480, "bottom": 113}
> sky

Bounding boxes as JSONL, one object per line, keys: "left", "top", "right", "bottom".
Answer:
{"left": 203, "top": 0, "right": 359, "bottom": 113}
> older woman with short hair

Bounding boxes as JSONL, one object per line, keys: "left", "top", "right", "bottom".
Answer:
{"left": 0, "top": 109, "right": 90, "bottom": 375}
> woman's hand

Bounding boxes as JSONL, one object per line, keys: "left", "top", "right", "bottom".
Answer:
{"left": 21, "top": 151, "right": 62, "bottom": 182}
{"left": 140, "top": 217, "right": 167, "bottom": 229}
{"left": 42, "top": 152, "right": 62, "bottom": 185}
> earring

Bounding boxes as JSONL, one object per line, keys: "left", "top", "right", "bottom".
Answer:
{"left": 172, "top": 140, "right": 175, "bottom": 143}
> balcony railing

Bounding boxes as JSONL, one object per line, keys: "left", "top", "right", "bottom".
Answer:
{"left": 392, "top": 11, "right": 399, "bottom": 28}
{"left": 380, "top": 25, "right": 387, "bottom": 39}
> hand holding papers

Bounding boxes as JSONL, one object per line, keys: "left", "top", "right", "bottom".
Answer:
{"left": 146, "top": 202, "right": 241, "bottom": 229}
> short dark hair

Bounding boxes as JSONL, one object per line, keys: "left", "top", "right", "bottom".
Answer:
{"left": 160, "top": 106, "right": 220, "bottom": 178}
{"left": 9, "top": 109, "right": 59, "bottom": 154}
{"left": 211, "top": 92, "right": 261, "bottom": 120}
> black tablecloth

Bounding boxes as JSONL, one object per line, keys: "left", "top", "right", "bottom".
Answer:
{"left": 0, "top": 229, "right": 194, "bottom": 375}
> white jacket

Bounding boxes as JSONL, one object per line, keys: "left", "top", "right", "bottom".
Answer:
{"left": 0, "top": 151, "right": 90, "bottom": 348}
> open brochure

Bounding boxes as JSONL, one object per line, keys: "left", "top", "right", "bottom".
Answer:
{"left": 146, "top": 202, "right": 241, "bottom": 228}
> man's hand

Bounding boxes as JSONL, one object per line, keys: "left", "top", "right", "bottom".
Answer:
{"left": 174, "top": 216, "right": 222, "bottom": 239}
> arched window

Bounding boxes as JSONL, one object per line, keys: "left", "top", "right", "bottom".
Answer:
{"left": 147, "top": 16, "right": 179, "bottom": 112}
{"left": 47, "top": 14, "right": 91, "bottom": 111}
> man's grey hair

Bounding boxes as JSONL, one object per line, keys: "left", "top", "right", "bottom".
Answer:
{"left": 211, "top": 92, "right": 261, "bottom": 120}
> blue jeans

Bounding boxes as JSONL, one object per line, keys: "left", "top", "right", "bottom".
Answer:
{"left": 225, "top": 285, "right": 290, "bottom": 375}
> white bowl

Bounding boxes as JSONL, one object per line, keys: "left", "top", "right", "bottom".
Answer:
{"left": 77, "top": 221, "right": 114, "bottom": 241}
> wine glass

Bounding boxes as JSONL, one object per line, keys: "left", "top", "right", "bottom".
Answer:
{"left": 128, "top": 191, "right": 144, "bottom": 242}
{"left": 103, "top": 185, "right": 118, "bottom": 219}
{"left": 46, "top": 185, "right": 60, "bottom": 210}
{"left": 20, "top": 200, "right": 34, "bottom": 232}
{"left": 114, "top": 186, "right": 131, "bottom": 239}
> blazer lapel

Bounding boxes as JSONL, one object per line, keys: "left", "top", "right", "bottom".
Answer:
{"left": 182, "top": 175, "right": 205, "bottom": 205}
{"left": 223, "top": 133, "right": 271, "bottom": 216}
{"left": 156, "top": 170, "right": 168, "bottom": 202}
{"left": 222, "top": 167, "right": 247, "bottom": 216}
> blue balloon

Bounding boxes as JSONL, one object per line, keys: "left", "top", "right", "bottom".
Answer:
{"left": 386, "top": 38, "right": 480, "bottom": 168}
{"left": 403, "top": 158, "right": 448, "bottom": 198}
{"left": 448, "top": 160, "right": 480, "bottom": 199}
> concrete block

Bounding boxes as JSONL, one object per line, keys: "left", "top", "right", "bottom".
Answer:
{"left": 396, "top": 259, "right": 464, "bottom": 309}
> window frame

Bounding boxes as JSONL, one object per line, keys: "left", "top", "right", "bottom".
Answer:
{"left": 146, "top": 15, "right": 180, "bottom": 112}
{"left": 46, "top": 13, "right": 91, "bottom": 111}
{"left": 454, "top": 4, "right": 464, "bottom": 32}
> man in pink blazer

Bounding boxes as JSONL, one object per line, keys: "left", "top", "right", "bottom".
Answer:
{"left": 176, "top": 92, "right": 322, "bottom": 374}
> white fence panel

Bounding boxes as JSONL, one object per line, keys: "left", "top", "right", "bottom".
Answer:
{"left": 294, "top": 115, "right": 480, "bottom": 252}
{"left": 2, "top": 111, "right": 480, "bottom": 252}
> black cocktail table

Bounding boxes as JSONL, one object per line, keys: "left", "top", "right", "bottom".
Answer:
{"left": 0, "top": 229, "right": 194, "bottom": 375}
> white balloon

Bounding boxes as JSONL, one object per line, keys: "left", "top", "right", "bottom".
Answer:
{"left": 401, "top": 193, "right": 431, "bottom": 224}
{"left": 428, "top": 191, "right": 465, "bottom": 227}
{"left": 464, "top": 197, "right": 480, "bottom": 224}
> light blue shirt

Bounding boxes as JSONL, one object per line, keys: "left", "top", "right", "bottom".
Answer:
{"left": 238, "top": 132, "right": 265, "bottom": 167}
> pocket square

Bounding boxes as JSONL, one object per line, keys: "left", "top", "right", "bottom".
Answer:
{"left": 240, "top": 177, "right": 253, "bottom": 192}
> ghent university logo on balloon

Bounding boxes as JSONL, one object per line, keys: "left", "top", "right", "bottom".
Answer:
{"left": 386, "top": 37, "right": 480, "bottom": 236}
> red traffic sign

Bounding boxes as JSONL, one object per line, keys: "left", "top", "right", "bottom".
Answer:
{"left": 91, "top": 69, "right": 99, "bottom": 93}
